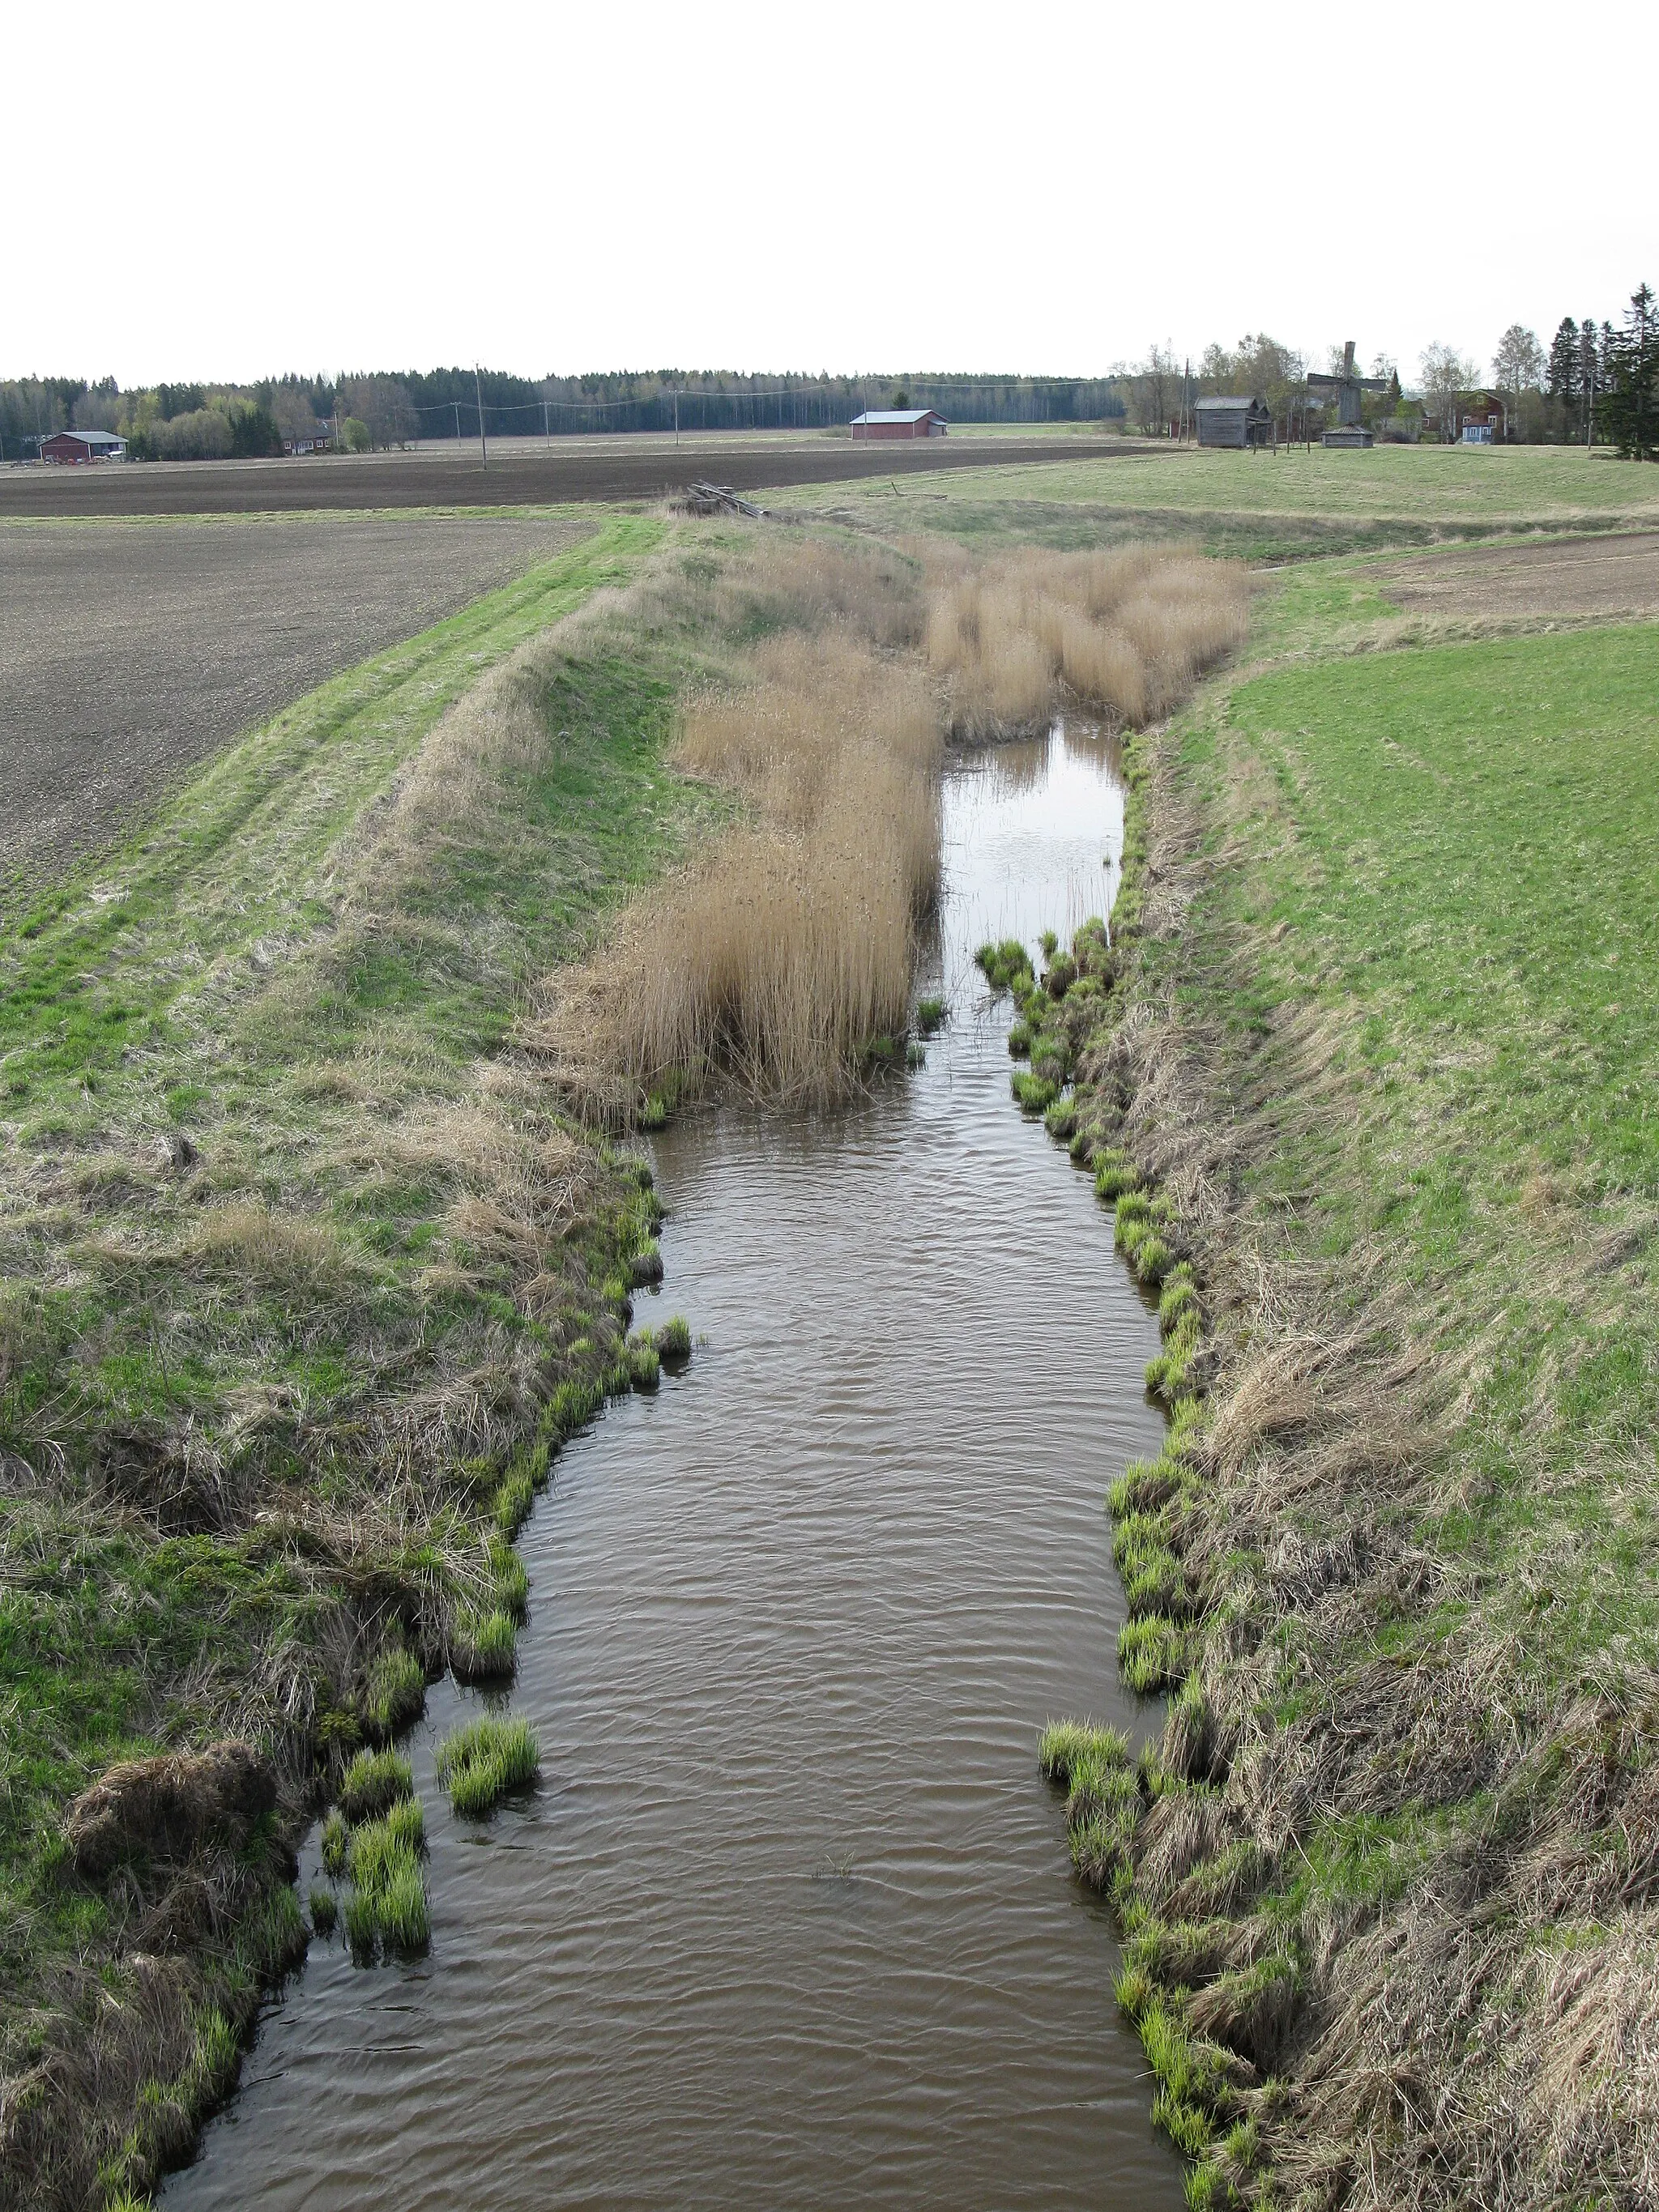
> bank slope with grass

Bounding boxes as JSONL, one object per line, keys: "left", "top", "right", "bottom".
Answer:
{"left": 0, "top": 514, "right": 732, "bottom": 2210}
{"left": 1054, "top": 595, "right": 1659, "bottom": 2205}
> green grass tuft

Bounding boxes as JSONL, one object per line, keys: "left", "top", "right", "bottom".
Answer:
{"left": 339, "top": 1749, "right": 414, "bottom": 1823}
{"left": 309, "top": 1886, "right": 337, "bottom": 1933}
{"left": 627, "top": 1332, "right": 662, "bottom": 1388}
{"left": 1094, "top": 1149, "right": 1141, "bottom": 1202}
{"left": 1038, "top": 1719, "right": 1129, "bottom": 1784}
{"left": 914, "top": 994, "right": 947, "bottom": 1035}
{"left": 487, "top": 1535, "right": 530, "bottom": 1619}
{"left": 1011, "top": 1071, "right": 1059, "bottom": 1115}
{"left": 975, "top": 937, "right": 1035, "bottom": 993}
{"left": 450, "top": 1605, "right": 518, "bottom": 1683}
{"left": 656, "top": 1315, "right": 692, "bottom": 1364}
{"left": 494, "top": 1468, "right": 536, "bottom": 1539}
{"left": 364, "top": 1645, "right": 427, "bottom": 1741}
{"left": 318, "top": 1809, "right": 349, "bottom": 1877}
{"left": 435, "top": 1715, "right": 541, "bottom": 1817}
{"left": 343, "top": 1813, "right": 430, "bottom": 1955}
{"left": 1119, "top": 1613, "right": 1189, "bottom": 1694}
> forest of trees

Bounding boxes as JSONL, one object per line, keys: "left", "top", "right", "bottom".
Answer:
{"left": 0, "top": 368, "right": 1124, "bottom": 459}
{"left": 7, "top": 301, "right": 1653, "bottom": 462}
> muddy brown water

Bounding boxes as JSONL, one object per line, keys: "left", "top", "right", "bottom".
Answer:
{"left": 163, "top": 727, "right": 1182, "bottom": 2210}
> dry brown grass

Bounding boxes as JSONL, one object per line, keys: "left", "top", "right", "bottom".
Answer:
{"left": 923, "top": 543, "right": 1250, "bottom": 738}
{"left": 192, "top": 1204, "right": 345, "bottom": 1294}
{"left": 527, "top": 548, "right": 945, "bottom": 1113}
{"left": 530, "top": 531, "right": 1254, "bottom": 1115}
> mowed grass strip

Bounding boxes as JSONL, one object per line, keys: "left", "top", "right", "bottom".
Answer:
{"left": 1213, "top": 623, "right": 1659, "bottom": 1668}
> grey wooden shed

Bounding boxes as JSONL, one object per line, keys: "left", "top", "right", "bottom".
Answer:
{"left": 1195, "top": 395, "right": 1273, "bottom": 450}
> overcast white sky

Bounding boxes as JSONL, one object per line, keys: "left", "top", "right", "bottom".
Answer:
{"left": 7, "top": 0, "right": 1654, "bottom": 390}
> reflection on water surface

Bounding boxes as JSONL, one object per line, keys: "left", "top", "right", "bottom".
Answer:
{"left": 164, "top": 724, "right": 1182, "bottom": 2210}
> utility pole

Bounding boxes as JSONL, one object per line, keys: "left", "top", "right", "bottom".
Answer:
{"left": 453, "top": 399, "right": 463, "bottom": 447}
{"left": 543, "top": 399, "right": 551, "bottom": 445}
{"left": 474, "top": 363, "right": 488, "bottom": 469}
{"left": 674, "top": 386, "right": 680, "bottom": 447}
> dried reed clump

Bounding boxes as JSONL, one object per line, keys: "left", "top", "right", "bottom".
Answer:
{"left": 634, "top": 531, "right": 924, "bottom": 652}
{"left": 528, "top": 605, "right": 945, "bottom": 1113}
{"left": 924, "top": 544, "right": 1249, "bottom": 739}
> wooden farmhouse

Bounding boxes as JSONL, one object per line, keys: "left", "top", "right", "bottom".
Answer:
{"left": 1195, "top": 396, "right": 1273, "bottom": 450}
{"left": 850, "top": 408, "right": 949, "bottom": 441}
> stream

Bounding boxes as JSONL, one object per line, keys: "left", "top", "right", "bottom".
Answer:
{"left": 163, "top": 722, "right": 1183, "bottom": 2210}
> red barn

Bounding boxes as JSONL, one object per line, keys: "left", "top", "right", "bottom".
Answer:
{"left": 41, "top": 429, "right": 126, "bottom": 463}
{"left": 850, "top": 408, "right": 948, "bottom": 441}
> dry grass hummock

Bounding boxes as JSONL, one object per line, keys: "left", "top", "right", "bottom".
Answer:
{"left": 923, "top": 543, "right": 1250, "bottom": 739}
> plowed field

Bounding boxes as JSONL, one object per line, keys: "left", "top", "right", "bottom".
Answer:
{"left": 0, "top": 433, "right": 1144, "bottom": 518}
{"left": 0, "top": 509, "right": 587, "bottom": 897}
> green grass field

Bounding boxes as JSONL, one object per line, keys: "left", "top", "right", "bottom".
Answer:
{"left": 1054, "top": 529, "right": 1659, "bottom": 2195}
{"left": 1198, "top": 624, "right": 1659, "bottom": 1669}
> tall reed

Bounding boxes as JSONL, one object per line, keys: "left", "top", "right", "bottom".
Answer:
{"left": 532, "top": 532, "right": 1247, "bottom": 1118}
{"left": 923, "top": 544, "right": 1249, "bottom": 738}
{"left": 529, "top": 554, "right": 944, "bottom": 1115}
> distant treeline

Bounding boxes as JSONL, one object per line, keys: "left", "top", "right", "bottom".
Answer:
{"left": 348, "top": 369, "right": 1124, "bottom": 439}
{"left": 0, "top": 368, "right": 1124, "bottom": 458}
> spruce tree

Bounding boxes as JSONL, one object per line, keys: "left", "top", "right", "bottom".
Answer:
{"left": 1600, "top": 284, "right": 1659, "bottom": 460}
{"left": 1578, "top": 319, "right": 1602, "bottom": 441}
{"left": 1547, "top": 318, "right": 1580, "bottom": 406}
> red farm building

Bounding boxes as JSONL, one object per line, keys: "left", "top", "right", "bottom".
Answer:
{"left": 41, "top": 428, "right": 126, "bottom": 463}
{"left": 850, "top": 408, "right": 948, "bottom": 441}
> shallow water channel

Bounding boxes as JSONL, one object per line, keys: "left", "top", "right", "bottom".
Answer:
{"left": 164, "top": 724, "right": 1183, "bottom": 2210}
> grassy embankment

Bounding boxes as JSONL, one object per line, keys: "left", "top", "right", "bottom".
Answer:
{"left": 0, "top": 512, "right": 747, "bottom": 2207}
{"left": 786, "top": 440, "right": 1659, "bottom": 565}
{"left": 987, "top": 475, "right": 1659, "bottom": 2203}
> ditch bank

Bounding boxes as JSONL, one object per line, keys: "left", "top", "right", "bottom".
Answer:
{"left": 1029, "top": 612, "right": 1659, "bottom": 2206}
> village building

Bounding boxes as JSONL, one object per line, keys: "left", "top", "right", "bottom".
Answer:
{"left": 850, "top": 408, "right": 948, "bottom": 441}
{"left": 41, "top": 428, "right": 126, "bottom": 463}
{"left": 1453, "top": 393, "right": 1505, "bottom": 443}
{"left": 1194, "top": 395, "right": 1273, "bottom": 450}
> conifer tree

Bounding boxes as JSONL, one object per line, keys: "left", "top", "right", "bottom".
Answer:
{"left": 1600, "top": 284, "right": 1659, "bottom": 459}
{"left": 1578, "top": 319, "right": 1602, "bottom": 441}
{"left": 1546, "top": 318, "right": 1580, "bottom": 407}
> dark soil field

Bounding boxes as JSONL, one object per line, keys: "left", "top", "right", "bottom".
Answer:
{"left": 0, "top": 509, "right": 588, "bottom": 899}
{"left": 0, "top": 433, "right": 1145, "bottom": 518}
{"left": 1375, "top": 527, "right": 1659, "bottom": 620}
